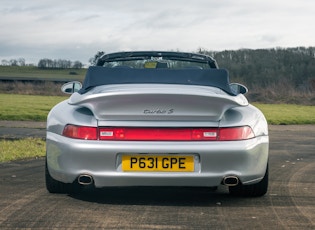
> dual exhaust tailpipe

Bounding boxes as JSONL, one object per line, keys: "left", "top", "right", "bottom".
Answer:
{"left": 222, "top": 176, "right": 239, "bottom": 186}
{"left": 77, "top": 174, "right": 94, "bottom": 186}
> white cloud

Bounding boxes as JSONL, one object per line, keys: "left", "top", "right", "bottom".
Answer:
{"left": 0, "top": 0, "right": 314, "bottom": 64}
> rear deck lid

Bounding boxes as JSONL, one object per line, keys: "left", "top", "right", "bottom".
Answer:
{"left": 69, "top": 84, "right": 248, "bottom": 121}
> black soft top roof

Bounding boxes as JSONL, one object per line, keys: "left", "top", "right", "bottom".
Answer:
{"left": 78, "top": 66, "right": 235, "bottom": 95}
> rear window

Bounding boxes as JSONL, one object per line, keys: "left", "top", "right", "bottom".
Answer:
{"left": 101, "top": 59, "right": 211, "bottom": 69}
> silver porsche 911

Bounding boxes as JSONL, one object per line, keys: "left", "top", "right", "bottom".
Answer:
{"left": 46, "top": 51, "right": 269, "bottom": 197}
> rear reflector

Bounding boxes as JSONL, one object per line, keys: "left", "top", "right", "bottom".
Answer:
{"left": 63, "top": 125, "right": 255, "bottom": 141}
{"left": 63, "top": 125, "right": 97, "bottom": 140}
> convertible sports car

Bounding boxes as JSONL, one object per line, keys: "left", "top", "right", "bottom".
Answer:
{"left": 46, "top": 51, "right": 269, "bottom": 197}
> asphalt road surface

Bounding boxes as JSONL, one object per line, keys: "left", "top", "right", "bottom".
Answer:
{"left": 0, "top": 125, "right": 314, "bottom": 229}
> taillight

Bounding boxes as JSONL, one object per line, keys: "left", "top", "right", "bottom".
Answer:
{"left": 218, "top": 126, "right": 255, "bottom": 141}
{"left": 62, "top": 125, "right": 97, "bottom": 140}
{"left": 62, "top": 125, "right": 255, "bottom": 141}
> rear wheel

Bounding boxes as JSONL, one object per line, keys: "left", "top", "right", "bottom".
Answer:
{"left": 229, "top": 164, "right": 268, "bottom": 197}
{"left": 45, "top": 160, "right": 72, "bottom": 194}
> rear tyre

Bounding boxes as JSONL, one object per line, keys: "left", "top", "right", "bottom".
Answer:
{"left": 229, "top": 164, "right": 268, "bottom": 197}
{"left": 45, "top": 160, "right": 72, "bottom": 194}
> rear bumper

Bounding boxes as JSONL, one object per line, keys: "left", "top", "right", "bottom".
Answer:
{"left": 46, "top": 132, "right": 269, "bottom": 187}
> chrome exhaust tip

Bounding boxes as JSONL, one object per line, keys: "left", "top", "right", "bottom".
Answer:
{"left": 78, "top": 174, "right": 94, "bottom": 185}
{"left": 222, "top": 176, "right": 239, "bottom": 186}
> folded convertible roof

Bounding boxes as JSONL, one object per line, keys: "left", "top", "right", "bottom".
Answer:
{"left": 78, "top": 66, "right": 235, "bottom": 95}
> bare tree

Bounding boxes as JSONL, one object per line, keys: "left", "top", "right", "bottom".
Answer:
{"left": 18, "top": 58, "right": 26, "bottom": 66}
{"left": 1, "top": 59, "right": 9, "bottom": 66}
{"left": 89, "top": 51, "right": 105, "bottom": 65}
{"left": 72, "top": 61, "right": 83, "bottom": 69}
{"left": 9, "top": 59, "right": 18, "bottom": 66}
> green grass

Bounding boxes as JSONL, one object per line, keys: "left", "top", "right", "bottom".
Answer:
{"left": 253, "top": 103, "right": 315, "bottom": 125}
{"left": 0, "top": 94, "right": 67, "bottom": 121}
{"left": 0, "top": 66, "right": 87, "bottom": 81}
{"left": 0, "top": 94, "right": 314, "bottom": 124}
{"left": 0, "top": 138, "right": 46, "bottom": 162}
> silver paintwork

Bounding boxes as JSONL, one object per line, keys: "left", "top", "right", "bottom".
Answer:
{"left": 68, "top": 84, "right": 248, "bottom": 121}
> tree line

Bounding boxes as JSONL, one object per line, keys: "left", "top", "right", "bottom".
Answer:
{"left": 1, "top": 47, "right": 314, "bottom": 103}
{"left": 1, "top": 58, "right": 83, "bottom": 69}
{"left": 198, "top": 47, "right": 315, "bottom": 90}
{"left": 37, "top": 59, "right": 83, "bottom": 69}
{"left": 1, "top": 58, "right": 27, "bottom": 66}
{"left": 2, "top": 47, "right": 315, "bottom": 88}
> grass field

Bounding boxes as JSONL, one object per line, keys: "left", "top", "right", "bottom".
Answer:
{"left": 253, "top": 103, "right": 315, "bottom": 125}
{"left": 0, "top": 94, "right": 314, "bottom": 124}
{"left": 0, "top": 138, "right": 45, "bottom": 162}
{"left": 0, "top": 66, "right": 87, "bottom": 80}
{"left": 0, "top": 94, "right": 67, "bottom": 121}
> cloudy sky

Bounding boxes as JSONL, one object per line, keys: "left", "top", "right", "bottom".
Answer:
{"left": 1, "top": 0, "right": 314, "bottom": 64}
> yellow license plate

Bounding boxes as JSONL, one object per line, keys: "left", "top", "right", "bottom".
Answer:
{"left": 122, "top": 155, "right": 194, "bottom": 172}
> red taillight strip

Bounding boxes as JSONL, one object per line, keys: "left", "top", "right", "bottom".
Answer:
{"left": 63, "top": 125, "right": 255, "bottom": 141}
{"left": 99, "top": 126, "right": 255, "bottom": 141}
{"left": 99, "top": 127, "right": 218, "bottom": 141}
